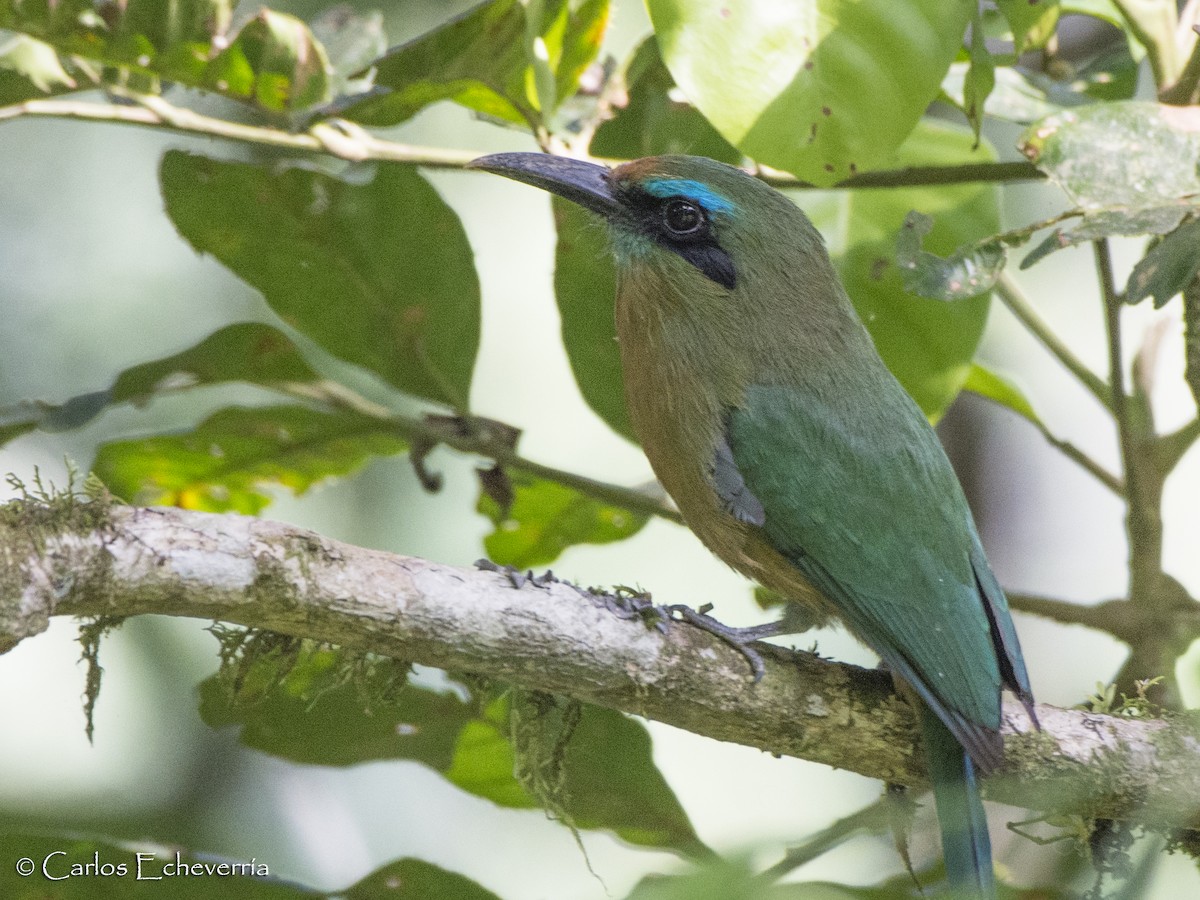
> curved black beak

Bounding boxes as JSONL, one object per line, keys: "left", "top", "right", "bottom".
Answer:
{"left": 467, "top": 152, "right": 622, "bottom": 220}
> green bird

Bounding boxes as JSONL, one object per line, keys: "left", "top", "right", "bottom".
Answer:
{"left": 469, "top": 152, "right": 1037, "bottom": 897}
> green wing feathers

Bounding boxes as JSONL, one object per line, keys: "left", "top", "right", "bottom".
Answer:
{"left": 727, "top": 382, "right": 1027, "bottom": 770}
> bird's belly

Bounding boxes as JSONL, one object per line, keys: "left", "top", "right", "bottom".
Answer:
{"left": 620, "top": 344, "right": 832, "bottom": 619}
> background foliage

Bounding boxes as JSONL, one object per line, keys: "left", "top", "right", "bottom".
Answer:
{"left": 2, "top": 0, "right": 1200, "bottom": 897}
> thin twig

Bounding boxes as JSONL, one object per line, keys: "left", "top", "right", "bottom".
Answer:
{"left": 995, "top": 273, "right": 1113, "bottom": 410}
{"left": 757, "top": 161, "right": 1044, "bottom": 191}
{"left": 754, "top": 799, "right": 893, "bottom": 883}
{"left": 965, "top": 382, "right": 1123, "bottom": 493}
{"left": 1034, "top": 425, "right": 1124, "bottom": 495}
{"left": 0, "top": 97, "right": 480, "bottom": 167}
{"left": 391, "top": 412, "right": 682, "bottom": 525}
{"left": 0, "top": 96, "right": 1045, "bottom": 190}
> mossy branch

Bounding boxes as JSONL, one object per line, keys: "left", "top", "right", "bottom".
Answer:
{"left": 1, "top": 498, "right": 1198, "bottom": 828}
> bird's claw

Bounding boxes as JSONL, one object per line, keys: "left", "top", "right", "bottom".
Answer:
{"left": 474, "top": 558, "right": 560, "bottom": 590}
{"left": 663, "top": 605, "right": 785, "bottom": 683}
{"left": 475, "top": 559, "right": 779, "bottom": 678}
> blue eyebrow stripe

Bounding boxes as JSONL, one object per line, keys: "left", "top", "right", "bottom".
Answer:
{"left": 640, "top": 178, "right": 735, "bottom": 214}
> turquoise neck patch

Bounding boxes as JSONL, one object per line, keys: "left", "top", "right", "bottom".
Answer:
{"left": 640, "top": 178, "right": 735, "bottom": 215}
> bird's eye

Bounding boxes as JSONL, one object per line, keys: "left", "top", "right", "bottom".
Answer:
{"left": 662, "top": 199, "right": 704, "bottom": 236}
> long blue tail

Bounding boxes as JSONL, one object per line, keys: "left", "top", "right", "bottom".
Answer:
{"left": 919, "top": 705, "right": 995, "bottom": 899}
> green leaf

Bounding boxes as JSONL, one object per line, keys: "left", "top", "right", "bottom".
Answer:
{"left": 478, "top": 471, "right": 648, "bottom": 567}
{"left": 1020, "top": 101, "right": 1200, "bottom": 208}
{"left": 827, "top": 119, "right": 1000, "bottom": 419}
{"left": 111, "top": 323, "right": 322, "bottom": 403}
{"left": 1, "top": 0, "right": 334, "bottom": 112}
{"left": 524, "top": 0, "right": 560, "bottom": 117}
{"left": 1020, "top": 201, "right": 1200, "bottom": 268}
{"left": 647, "top": 0, "right": 975, "bottom": 184}
{"left": 625, "top": 858, "right": 844, "bottom": 900}
{"left": 590, "top": 36, "right": 740, "bottom": 163}
{"left": 341, "top": 0, "right": 529, "bottom": 126}
{"left": 896, "top": 211, "right": 1007, "bottom": 301}
{"left": 551, "top": 197, "right": 632, "bottom": 441}
{"left": 962, "top": 363, "right": 1042, "bottom": 425}
{"left": 553, "top": 0, "right": 608, "bottom": 105}
{"left": 552, "top": 703, "right": 707, "bottom": 855}
{"left": 0, "top": 830, "right": 320, "bottom": 897}
{"left": 342, "top": 0, "right": 609, "bottom": 129}
{"left": 345, "top": 859, "right": 502, "bottom": 900}
{"left": 205, "top": 9, "right": 330, "bottom": 111}
{"left": 1, "top": 0, "right": 223, "bottom": 97}
{"left": 942, "top": 44, "right": 1139, "bottom": 125}
{"left": 0, "top": 33, "right": 75, "bottom": 104}
{"left": 311, "top": 6, "right": 387, "bottom": 98}
{"left": 497, "top": 693, "right": 708, "bottom": 854}
{"left": 0, "top": 324, "right": 322, "bottom": 447}
{"left": 444, "top": 706, "right": 535, "bottom": 809}
{"left": 624, "top": 856, "right": 1048, "bottom": 900}
{"left": 961, "top": 8, "right": 995, "bottom": 141}
{"left": 93, "top": 405, "right": 406, "bottom": 513}
{"left": 200, "top": 644, "right": 472, "bottom": 767}
{"left": 1060, "top": 0, "right": 1126, "bottom": 30}
{"left": 199, "top": 640, "right": 704, "bottom": 855}
{"left": 1126, "top": 217, "right": 1200, "bottom": 308}
{"left": 161, "top": 152, "right": 480, "bottom": 407}
{"left": 997, "top": 0, "right": 1060, "bottom": 53}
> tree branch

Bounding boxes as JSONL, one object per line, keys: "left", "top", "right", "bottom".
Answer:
{"left": 1006, "top": 592, "right": 1136, "bottom": 639}
{"left": 2, "top": 500, "right": 1198, "bottom": 827}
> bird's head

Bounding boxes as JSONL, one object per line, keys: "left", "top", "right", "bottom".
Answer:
{"left": 468, "top": 153, "right": 825, "bottom": 296}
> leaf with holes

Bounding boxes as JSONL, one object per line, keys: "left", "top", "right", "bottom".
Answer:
{"left": 647, "top": 0, "right": 974, "bottom": 184}
{"left": 1020, "top": 102, "right": 1200, "bottom": 209}
{"left": 897, "top": 211, "right": 1007, "bottom": 301}
{"left": 161, "top": 152, "right": 480, "bottom": 407}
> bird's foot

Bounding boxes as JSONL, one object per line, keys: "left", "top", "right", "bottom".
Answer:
{"left": 578, "top": 584, "right": 670, "bottom": 633}
{"left": 474, "top": 558, "right": 561, "bottom": 590}
{"left": 475, "top": 559, "right": 780, "bottom": 680}
{"left": 662, "top": 604, "right": 786, "bottom": 682}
